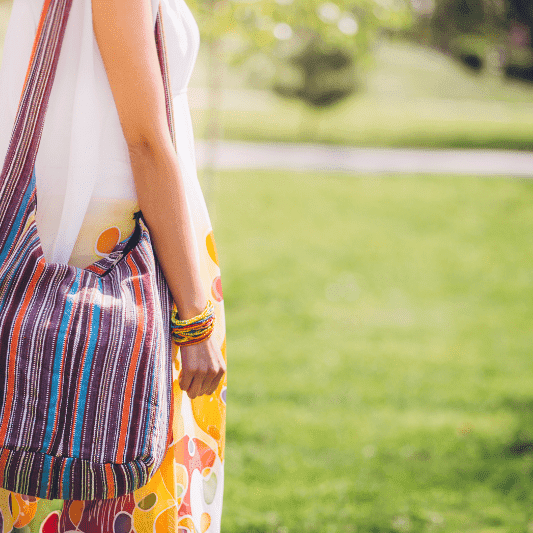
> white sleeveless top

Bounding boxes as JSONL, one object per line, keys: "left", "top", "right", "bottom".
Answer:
{"left": 0, "top": 0, "right": 208, "bottom": 266}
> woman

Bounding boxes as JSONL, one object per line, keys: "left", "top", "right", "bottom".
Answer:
{"left": 0, "top": 0, "right": 227, "bottom": 531}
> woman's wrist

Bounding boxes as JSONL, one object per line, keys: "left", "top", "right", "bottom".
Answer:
{"left": 177, "top": 298, "right": 208, "bottom": 321}
{"left": 172, "top": 284, "right": 209, "bottom": 321}
{"left": 171, "top": 299, "right": 215, "bottom": 347}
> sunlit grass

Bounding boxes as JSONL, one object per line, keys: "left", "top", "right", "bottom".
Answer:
{"left": 191, "top": 94, "right": 533, "bottom": 149}
{"left": 213, "top": 169, "right": 533, "bottom": 532}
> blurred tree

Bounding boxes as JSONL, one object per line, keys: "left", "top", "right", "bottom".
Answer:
{"left": 424, "top": 0, "right": 533, "bottom": 80}
{"left": 428, "top": 0, "right": 492, "bottom": 71}
{"left": 502, "top": 0, "right": 533, "bottom": 80}
{"left": 187, "top": 0, "right": 413, "bottom": 108}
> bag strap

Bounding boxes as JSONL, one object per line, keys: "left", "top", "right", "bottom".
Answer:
{"left": 0, "top": 0, "right": 176, "bottom": 256}
{"left": 155, "top": 4, "right": 177, "bottom": 151}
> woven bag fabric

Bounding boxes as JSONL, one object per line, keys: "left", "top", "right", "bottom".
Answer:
{"left": 0, "top": 0, "right": 176, "bottom": 500}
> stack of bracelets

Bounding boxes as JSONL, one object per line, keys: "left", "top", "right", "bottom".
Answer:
{"left": 170, "top": 299, "right": 216, "bottom": 347}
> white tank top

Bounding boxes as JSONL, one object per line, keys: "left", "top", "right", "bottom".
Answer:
{"left": 0, "top": 0, "right": 207, "bottom": 265}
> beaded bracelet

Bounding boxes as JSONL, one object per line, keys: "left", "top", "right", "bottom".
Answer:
{"left": 170, "top": 300, "right": 216, "bottom": 347}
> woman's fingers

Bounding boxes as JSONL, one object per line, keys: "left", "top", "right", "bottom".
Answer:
{"left": 181, "top": 364, "right": 217, "bottom": 398}
{"left": 179, "top": 367, "right": 193, "bottom": 393}
{"left": 186, "top": 376, "right": 203, "bottom": 399}
{"left": 179, "top": 339, "right": 227, "bottom": 398}
{"left": 207, "top": 364, "right": 226, "bottom": 395}
{"left": 199, "top": 367, "right": 222, "bottom": 396}
{"left": 196, "top": 366, "right": 220, "bottom": 397}
{"left": 202, "top": 352, "right": 227, "bottom": 396}
{"left": 198, "top": 381, "right": 213, "bottom": 397}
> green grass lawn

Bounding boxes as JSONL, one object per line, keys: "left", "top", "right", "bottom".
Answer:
{"left": 211, "top": 169, "right": 533, "bottom": 532}
{"left": 191, "top": 93, "right": 533, "bottom": 150}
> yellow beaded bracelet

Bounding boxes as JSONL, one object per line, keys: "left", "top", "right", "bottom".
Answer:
{"left": 170, "top": 300, "right": 215, "bottom": 347}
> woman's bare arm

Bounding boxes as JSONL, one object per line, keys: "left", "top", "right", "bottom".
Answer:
{"left": 92, "top": 0, "right": 225, "bottom": 398}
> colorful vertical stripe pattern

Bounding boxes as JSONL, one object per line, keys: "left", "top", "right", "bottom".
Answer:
{"left": 0, "top": 0, "right": 176, "bottom": 500}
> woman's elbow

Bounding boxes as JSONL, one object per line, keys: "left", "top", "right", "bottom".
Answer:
{"left": 126, "top": 130, "right": 173, "bottom": 165}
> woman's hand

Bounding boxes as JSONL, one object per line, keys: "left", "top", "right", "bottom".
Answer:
{"left": 179, "top": 337, "right": 226, "bottom": 399}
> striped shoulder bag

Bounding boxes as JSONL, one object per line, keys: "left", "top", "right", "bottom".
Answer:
{"left": 0, "top": 0, "right": 177, "bottom": 500}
